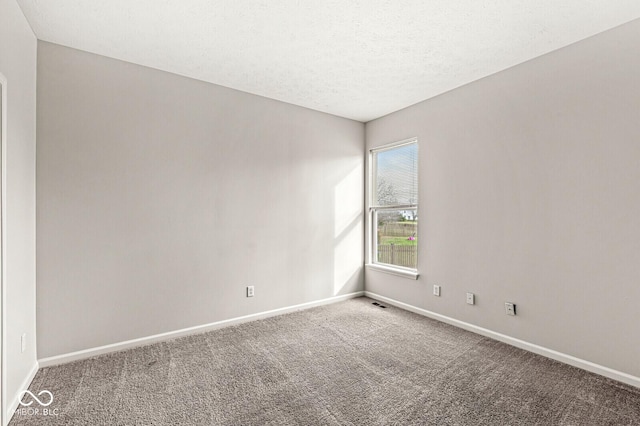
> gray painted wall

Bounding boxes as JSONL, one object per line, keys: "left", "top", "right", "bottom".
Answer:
{"left": 37, "top": 42, "right": 364, "bottom": 358}
{"left": 366, "top": 19, "right": 640, "bottom": 378}
{"left": 0, "top": 0, "right": 38, "bottom": 421}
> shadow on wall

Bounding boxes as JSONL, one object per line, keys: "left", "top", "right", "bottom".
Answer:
{"left": 333, "top": 163, "right": 364, "bottom": 295}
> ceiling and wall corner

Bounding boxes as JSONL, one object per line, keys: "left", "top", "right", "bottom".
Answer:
{"left": 14, "top": 1, "right": 640, "bottom": 122}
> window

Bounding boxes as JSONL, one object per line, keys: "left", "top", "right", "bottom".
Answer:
{"left": 369, "top": 139, "right": 418, "bottom": 277}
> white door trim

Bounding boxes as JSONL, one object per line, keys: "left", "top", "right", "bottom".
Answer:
{"left": 0, "top": 72, "right": 7, "bottom": 426}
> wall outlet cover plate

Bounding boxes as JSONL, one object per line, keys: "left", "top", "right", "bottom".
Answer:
{"left": 505, "top": 302, "right": 516, "bottom": 316}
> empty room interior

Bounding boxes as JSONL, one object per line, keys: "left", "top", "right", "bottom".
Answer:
{"left": 2, "top": 1, "right": 640, "bottom": 424}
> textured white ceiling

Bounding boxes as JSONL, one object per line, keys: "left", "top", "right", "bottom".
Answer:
{"left": 16, "top": 1, "right": 640, "bottom": 122}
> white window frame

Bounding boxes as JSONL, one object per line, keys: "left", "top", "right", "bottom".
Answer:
{"left": 367, "top": 138, "right": 419, "bottom": 280}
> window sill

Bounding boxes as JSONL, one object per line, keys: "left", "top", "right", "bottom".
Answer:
{"left": 366, "top": 263, "right": 419, "bottom": 280}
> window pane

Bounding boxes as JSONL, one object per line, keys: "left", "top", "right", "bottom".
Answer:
{"left": 376, "top": 208, "right": 418, "bottom": 269}
{"left": 374, "top": 143, "right": 418, "bottom": 206}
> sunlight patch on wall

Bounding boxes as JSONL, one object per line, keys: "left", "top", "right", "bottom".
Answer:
{"left": 334, "top": 163, "right": 363, "bottom": 238}
{"left": 333, "top": 163, "right": 364, "bottom": 295}
{"left": 333, "top": 219, "right": 363, "bottom": 295}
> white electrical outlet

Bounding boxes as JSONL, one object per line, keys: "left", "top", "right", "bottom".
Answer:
{"left": 433, "top": 285, "right": 441, "bottom": 297}
{"left": 21, "top": 333, "right": 27, "bottom": 353}
{"left": 246, "top": 286, "right": 255, "bottom": 297}
{"left": 505, "top": 302, "right": 516, "bottom": 316}
{"left": 466, "top": 293, "right": 475, "bottom": 305}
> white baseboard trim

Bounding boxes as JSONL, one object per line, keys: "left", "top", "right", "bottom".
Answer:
{"left": 364, "top": 291, "right": 640, "bottom": 389}
{"left": 5, "top": 361, "right": 39, "bottom": 425}
{"left": 39, "top": 291, "right": 365, "bottom": 368}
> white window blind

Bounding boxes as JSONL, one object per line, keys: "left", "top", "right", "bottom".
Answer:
{"left": 373, "top": 142, "right": 418, "bottom": 207}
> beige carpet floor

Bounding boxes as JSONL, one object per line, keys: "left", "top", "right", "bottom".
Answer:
{"left": 10, "top": 297, "right": 640, "bottom": 425}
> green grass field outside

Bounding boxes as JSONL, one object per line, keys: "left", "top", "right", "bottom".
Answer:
{"left": 379, "top": 236, "right": 418, "bottom": 246}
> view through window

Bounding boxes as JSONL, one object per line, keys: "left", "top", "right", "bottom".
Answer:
{"left": 371, "top": 139, "right": 418, "bottom": 271}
